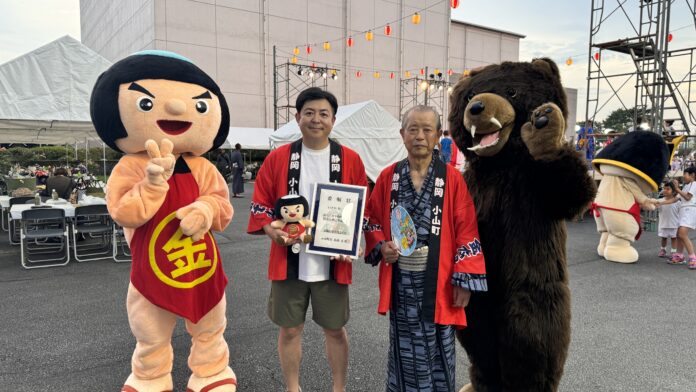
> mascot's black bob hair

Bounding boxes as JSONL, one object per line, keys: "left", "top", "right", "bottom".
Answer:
{"left": 273, "top": 195, "right": 310, "bottom": 220}
{"left": 90, "top": 52, "right": 230, "bottom": 153}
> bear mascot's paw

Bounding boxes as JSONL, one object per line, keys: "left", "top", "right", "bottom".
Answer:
{"left": 521, "top": 102, "right": 565, "bottom": 160}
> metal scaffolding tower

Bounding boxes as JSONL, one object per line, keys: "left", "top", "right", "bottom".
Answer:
{"left": 399, "top": 68, "right": 453, "bottom": 124}
{"left": 585, "top": 0, "right": 696, "bottom": 134}
{"left": 273, "top": 47, "right": 340, "bottom": 129}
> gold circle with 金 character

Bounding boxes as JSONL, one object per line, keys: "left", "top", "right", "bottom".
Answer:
{"left": 148, "top": 211, "right": 218, "bottom": 288}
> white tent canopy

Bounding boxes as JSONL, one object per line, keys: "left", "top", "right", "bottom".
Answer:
{"left": 269, "top": 100, "right": 406, "bottom": 181}
{"left": 0, "top": 35, "right": 112, "bottom": 145}
{"left": 222, "top": 127, "right": 274, "bottom": 150}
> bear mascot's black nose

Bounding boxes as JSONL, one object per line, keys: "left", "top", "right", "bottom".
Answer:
{"left": 470, "top": 101, "right": 485, "bottom": 115}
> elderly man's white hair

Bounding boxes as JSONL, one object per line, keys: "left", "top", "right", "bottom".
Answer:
{"left": 401, "top": 105, "right": 442, "bottom": 131}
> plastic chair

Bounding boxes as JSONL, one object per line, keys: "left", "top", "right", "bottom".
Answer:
{"left": 71, "top": 205, "right": 114, "bottom": 262}
{"left": 20, "top": 208, "right": 70, "bottom": 269}
{"left": 112, "top": 223, "right": 132, "bottom": 263}
{"left": 7, "top": 196, "right": 34, "bottom": 244}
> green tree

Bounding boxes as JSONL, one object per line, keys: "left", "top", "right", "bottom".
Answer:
{"left": 603, "top": 107, "right": 635, "bottom": 132}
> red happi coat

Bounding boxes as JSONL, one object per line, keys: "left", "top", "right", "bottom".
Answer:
{"left": 247, "top": 141, "right": 369, "bottom": 284}
{"left": 364, "top": 162, "right": 486, "bottom": 327}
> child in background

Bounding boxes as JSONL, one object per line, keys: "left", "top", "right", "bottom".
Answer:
{"left": 670, "top": 166, "right": 696, "bottom": 268}
{"left": 656, "top": 182, "right": 680, "bottom": 258}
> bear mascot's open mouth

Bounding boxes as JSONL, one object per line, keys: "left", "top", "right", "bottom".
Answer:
{"left": 463, "top": 92, "right": 515, "bottom": 157}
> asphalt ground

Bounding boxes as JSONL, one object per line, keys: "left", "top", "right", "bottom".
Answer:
{"left": 1, "top": 182, "right": 695, "bottom": 391}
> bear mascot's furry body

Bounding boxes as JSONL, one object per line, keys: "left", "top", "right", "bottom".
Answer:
{"left": 448, "top": 58, "right": 596, "bottom": 391}
{"left": 90, "top": 51, "right": 237, "bottom": 392}
{"left": 591, "top": 131, "right": 668, "bottom": 263}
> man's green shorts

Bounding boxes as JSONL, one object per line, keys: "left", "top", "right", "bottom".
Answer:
{"left": 268, "top": 279, "right": 349, "bottom": 330}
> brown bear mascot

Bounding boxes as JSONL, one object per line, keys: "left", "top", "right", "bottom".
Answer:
{"left": 448, "top": 58, "right": 596, "bottom": 391}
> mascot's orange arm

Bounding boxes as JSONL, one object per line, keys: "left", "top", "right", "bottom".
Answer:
{"left": 187, "top": 156, "right": 234, "bottom": 231}
{"left": 106, "top": 154, "right": 169, "bottom": 228}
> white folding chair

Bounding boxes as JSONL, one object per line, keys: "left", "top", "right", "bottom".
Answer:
{"left": 112, "top": 223, "right": 131, "bottom": 263}
{"left": 71, "top": 205, "right": 114, "bottom": 262}
{"left": 20, "top": 208, "right": 70, "bottom": 269}
{"left": 8, "top": 196, "right": 34, "bottom": 244}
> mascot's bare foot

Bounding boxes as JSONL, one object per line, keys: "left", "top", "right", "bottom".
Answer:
{"left": 186, "top": 367, "right": 237, "bottom": 392}
{"left": 597, "top": 232, "right": 608, "bottom": 257}
{"left": 521, "top": 102, "right": 565, "bottom": 160}
{"left": 603, "top": 234, "right": 638, "bottom": 263}
{"left": 122, "top": 373, "right": 173, "bottom": 392}
{"left": 459, "top": 383, "right": 475, "bottom": 392}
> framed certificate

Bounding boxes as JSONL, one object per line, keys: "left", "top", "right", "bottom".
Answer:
{"left": 306, "top": 182, "right": 367, "bottom": 259}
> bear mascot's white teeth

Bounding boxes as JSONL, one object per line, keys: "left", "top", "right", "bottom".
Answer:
{"left": 468, "top": 117, "right": 504, "bottom": 151}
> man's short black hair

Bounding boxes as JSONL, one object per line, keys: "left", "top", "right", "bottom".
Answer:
{"left": 90, "top": 53, "right": 230, "bottom": 153}
{"left": 295, "top": 87, "right": 338, "bottom": 116}
{"left": 235, "top": 143, "right": 241, "bottom": 150}
{"left": 685, "top": 166, "right": 696, "bottom": 175}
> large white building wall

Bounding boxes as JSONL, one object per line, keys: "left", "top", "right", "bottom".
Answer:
{"left": 80, "top": 0, "right": 522, "bottom": 130}
{"left": 80, "top": 1, "right": 156, "bottom": 62}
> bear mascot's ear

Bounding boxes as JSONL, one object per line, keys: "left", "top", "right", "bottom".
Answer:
{"left": 531, "top": 57, "right": 561, "bottom": 80}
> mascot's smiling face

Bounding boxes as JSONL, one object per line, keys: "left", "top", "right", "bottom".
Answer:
{"left": 448, "top": 58, "right": 567, "bottom": 159}
{"left": 116, "top": 79, "right": 222, "bottom": 155}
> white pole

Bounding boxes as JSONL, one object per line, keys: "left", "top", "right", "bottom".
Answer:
{"left": 102, "top": 142, "right": 107, "bottom": 182}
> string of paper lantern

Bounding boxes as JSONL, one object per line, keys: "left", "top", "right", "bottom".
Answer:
{"left": 285, "top": 0, "right": 458, "bottom": 53}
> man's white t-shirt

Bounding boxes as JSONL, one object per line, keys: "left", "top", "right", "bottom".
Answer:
{"left": 297, "top": 143, "right": 331, "bottom": 282}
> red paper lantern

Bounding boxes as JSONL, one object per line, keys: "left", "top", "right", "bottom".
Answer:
{"left": 420, "top": 68, "right": 425, "bottom": 75}
{"left": 451, "top": 0, "right": 460, "bottom": 8}
{"left": 594, "top": 52, "right": 600, "bottom": 61}
{"left": 385, "top": 24, "right": 392, "bottom": 36}
{"left": 390, "top": 72, "right": 395, "bottom": 79}
{"left": 347, "top": 37, "right": 354, "bottom": 47}
{"left": 356, "top": 70, "right": 362, "bottom": 78}
{"left": 668, "top": 33, "right": 673, "bottom": 42}
{"left": 447, "top": 69, "right": 454, "bottom": 76}
{"left": 306, "top": 45, "right": 312, "bottom": 54}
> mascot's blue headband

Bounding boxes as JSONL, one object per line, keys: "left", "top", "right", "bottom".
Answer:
{"left": 132, "top": 50, "right": 193, "bottom": 63}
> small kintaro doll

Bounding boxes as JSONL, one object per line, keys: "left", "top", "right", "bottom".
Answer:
{"left": 271, "top": 194, "right": 315, "bottom": 245}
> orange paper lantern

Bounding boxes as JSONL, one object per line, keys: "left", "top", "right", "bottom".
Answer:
{"left": 291, "top": 56, "right": 298, "bottom": 64}
{"left": 405, "top": 71, "right": 411, "bottom": 78}
{"left": 366, "top": 30, "right": 374, "bottom": 41}
{"left": 373, "top": 71, "right": 380, "bottom": 78}
{"left": 566, "top": 57, "right": 573, "bottom": 66}
{"left": 412, "top": 13, "right": 421, "bottom": 25}
{"left": 323, "top": 41, "right": 331, "bottom": 51}
{"left": 293, "top": 47, "right": 300, "bottom": 56}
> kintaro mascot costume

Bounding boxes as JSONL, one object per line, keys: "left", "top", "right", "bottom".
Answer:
{"left": 591, "top": 131, "right": 669, "bottom": 263}
{"left": 90, "top": 51, "right": 237, "bottom": 392}
{"left": 448, "top": 58, "right": 596, "bottom": 391}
